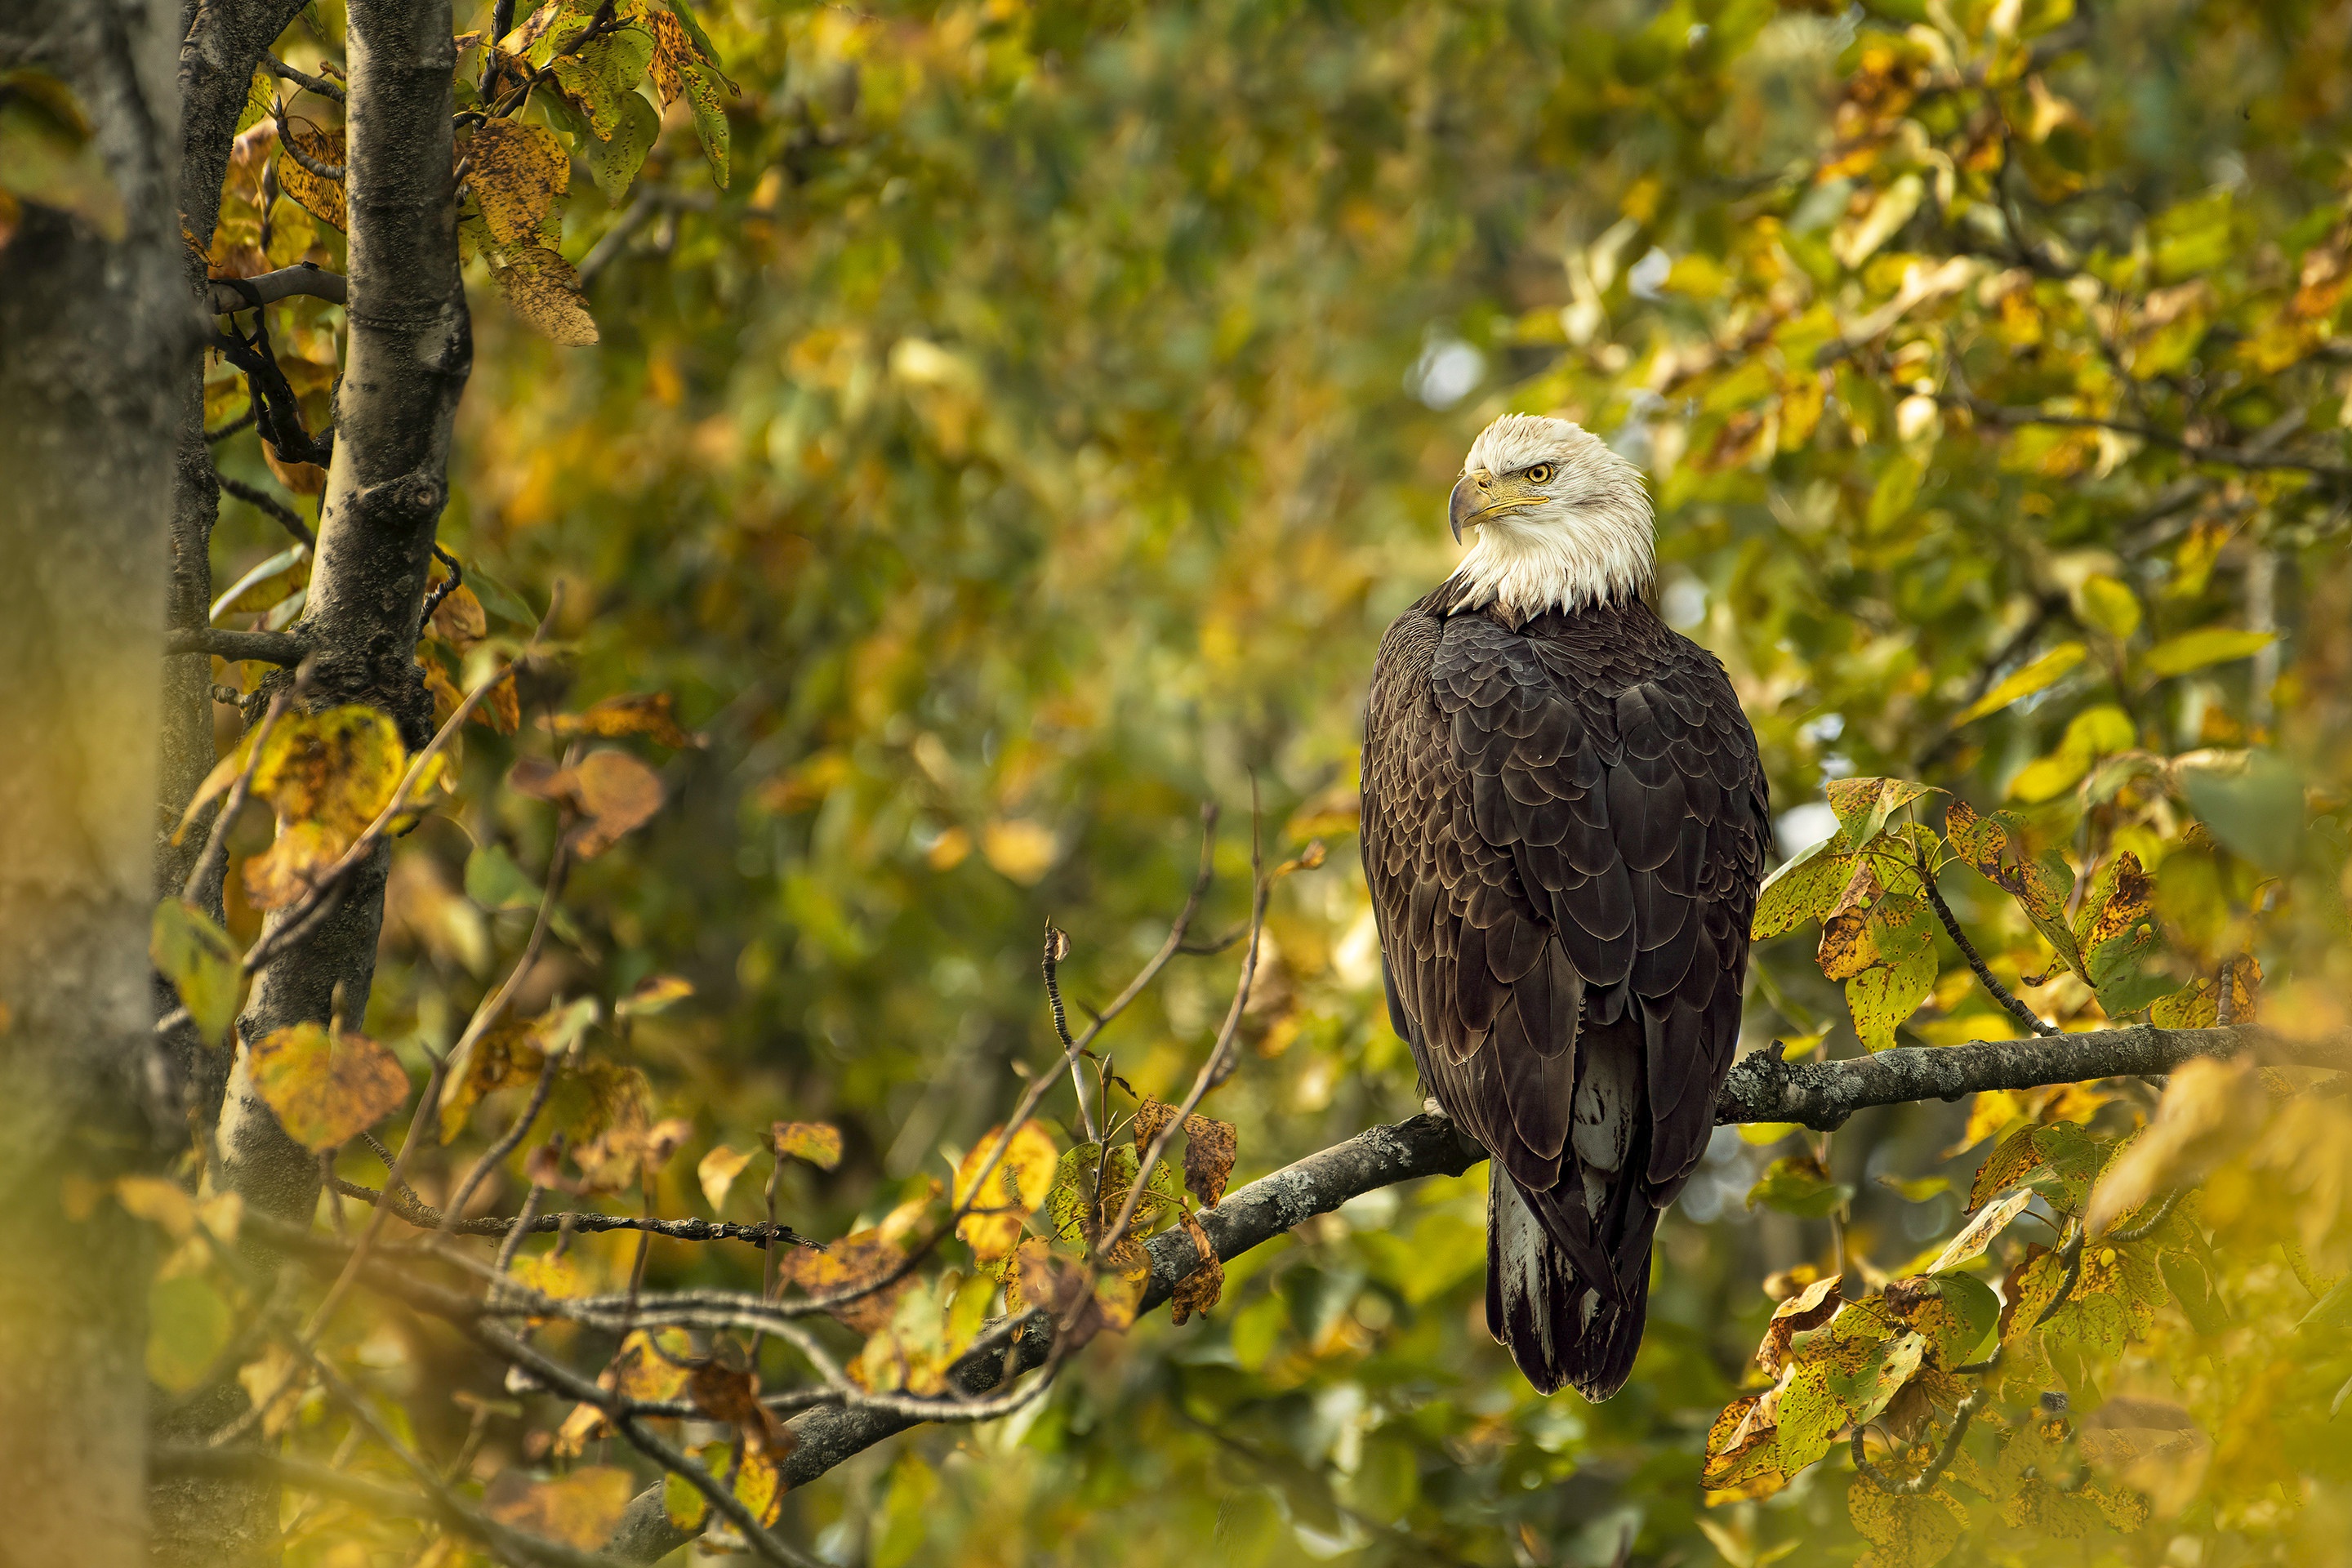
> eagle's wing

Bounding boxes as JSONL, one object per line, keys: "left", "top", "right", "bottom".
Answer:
{"left": 1363, "top": 606, "right": 1767, "bottom": 1350}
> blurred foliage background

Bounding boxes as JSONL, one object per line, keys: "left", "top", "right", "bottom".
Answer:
{"left": 193, "top": 0, "right": 2352, "bottom": 1561}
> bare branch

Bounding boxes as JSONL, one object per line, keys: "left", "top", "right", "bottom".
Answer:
{"left": 167, "top": 627, "right": 306, "bottom": 665}
{"left": 324, "top": 1174, "right": 810, "bottom": 1248}
{"left": 263, "top": 53, "right": 345, "bottom": 101}
{"left": 207, "top": 262, "right": 348, "bottom": 315}
{"left": 1917, "top": 849, "right": 2056, "bottom": 1037}
{"left": 216, "top": 471, "right": 318, "bottom": 548}
{"left": 1714, "top": 1023, "right": 2349, "bottom": 1132}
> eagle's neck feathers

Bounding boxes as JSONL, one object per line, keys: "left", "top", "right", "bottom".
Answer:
{"left": 1444, "top": 501, "right": 1655, "bottom": 621}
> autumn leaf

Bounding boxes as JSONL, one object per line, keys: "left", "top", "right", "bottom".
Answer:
{"left": 152, "top": 898, "right": 241, "bottom": 1048}
{"left": 1169, "top": 1208, "right": 1223, "bottom": 1325}
{"left": 768, "top": 1120, "right": 843, "bottom": 1170}
{"left": 1926, "top": 1190, "right": 2034, "bottom": 1273}
{"left": 1131, "top": 1097, "right": 1238, "bottom": 1208}
{"left": 469, "top": 118, "right": 568, "bottom": 246}
{"left": 545, "top": 690, "right": 703, "bottom": 749}
{"left": 951, "top": 1120, "right": 1058, "bottom": 1261}
{"left": 430, "top": 581, "right": 488, "bottom": 649}
{"left": 609, "top": 1326, "right": 696, "bottom": 1402}
{"left": 616, "top": 973, "right": 695, "bottom": 1016}
{"left": 511, "top": 748, "right": 664, "bottom": 854}
{"left": 483, "top": 1466, "right": 634, "bottom": 1551}
{"left": 245, "top": 1021, "right": 410, "bottom": 1152}
{"left": 275, "top": 117, "right": 345, "bottom": 231}
{"left": 1846, "top": 1475, "right": 1967, "bottom": 1568}
{"left": 776, "top": 1227, "right": 911, "bottom": 1334}
{"left": 489, "top": 244, "right": 599, "bottom": 345}
{"left": 697, "top": 1143, "right": 754, "bottom": 1210}
{"left": 238, "top": 706, "right": 413, "bottom": 910}
{"left": 1755, "top": 1272, "right": 1843, "bottom": 1376}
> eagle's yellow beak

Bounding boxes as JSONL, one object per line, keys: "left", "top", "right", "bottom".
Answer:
{"left": 1449, "top": 468, "right": 1547, "bottom": 542}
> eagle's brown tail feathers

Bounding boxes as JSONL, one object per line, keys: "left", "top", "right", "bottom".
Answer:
{"left": 1486, "top": 1169, "right": 1653, "bottom": 1401}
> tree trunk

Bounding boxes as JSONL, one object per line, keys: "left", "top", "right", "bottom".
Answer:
{"left": 0, "top": 2, "right": 191, "bottom": 1565}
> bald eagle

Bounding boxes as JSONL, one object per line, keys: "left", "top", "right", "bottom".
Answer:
{"left": 1361, "top": 414, "right": 1770, "bottom": 1400}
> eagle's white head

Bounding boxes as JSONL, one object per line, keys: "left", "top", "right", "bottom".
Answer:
{"left": 1446, "top": 413, "right": 1655, "bottom": 617}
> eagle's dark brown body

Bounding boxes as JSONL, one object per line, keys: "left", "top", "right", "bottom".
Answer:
{"left": 1361, "top": 581, "right": 1769, "bottom": 1399}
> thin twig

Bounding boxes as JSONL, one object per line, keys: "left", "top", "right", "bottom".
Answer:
{"left": 773, "top": 805, "right": 1221, "bottom": 1322}
{"left": 439, "top": 1044, "right": 565, "bottom": 1235}
{"left": 1851, "top": 1388, "right": 1985, "bottom": 1496}
{"left": 264, "top": 52, "right": 346, "bottom": 101}
{"left": 217, "top": 471, "right": 318, "bottom": 548}
{"left": 1919, "top": 844, "right": 2057, "bottom": 1037}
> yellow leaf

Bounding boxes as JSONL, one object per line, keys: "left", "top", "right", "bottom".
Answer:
{"left": 245, "top": 1022, "right": 412, "bottom": 1152}
{"left": 1953, "top": 644, "right": 2087, "bottom": 724}
{"left": 483, "top": 1466, "right": 634, "bottom": 1551}
{"left": 952, "top": 1121, "right": 1058, "bottom": 1261}
{"left": 980, "top": 818, "right": 1058, "bottom": 884}
{"left": 698, "top": 1143, "right": 754, "bottom": 1210}
{"left": 114, "top": 1175, "right": 201, "bottom": 1240}
{"left": 469, "top": 119, "right": 568, "bottom": 246}
{"left": 546, "top": 691, "right": 702, "bottom": 749}
{"left": 769, "top": 1120, "right": 843, "bottom": 1170}
{"left": 240, "top": 706, "right": 411, "bottom": 911}
{"left": 733, "top": 1443, "right": 784, "bottom": 1526}
{"left": 2143, "top": 627, "right": 2276, "bottom": 678}
{"left": 609, "top": 1327, "right": 695, "bottom": 1402}
{"left": 275, "top": 118, "right": 345, "bottom": 231}
{"left": 236, "top": 1342, "right": 308, "bottom": 1437}
{"left": 616, "top": 973, "right": 696, "bottom": 1016}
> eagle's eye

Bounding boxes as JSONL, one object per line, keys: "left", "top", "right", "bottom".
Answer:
{"left": 1525, "top": 463, "right": 1555, "bottom": 485}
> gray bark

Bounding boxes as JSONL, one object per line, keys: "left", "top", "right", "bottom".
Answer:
{"left": 163, "top": 3, "right": 469, "bottom": 1563}
{"left": 604, "top": 1021, "right": 2350, "bottom": 1561}
{"left": 215, "top": 0, "right": 466, "bottom": 1234}
{"left": 0, "top": 2, "right": 191, "bottom": 1565}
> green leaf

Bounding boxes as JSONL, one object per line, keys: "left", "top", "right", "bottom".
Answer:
{"left": 552, "top": 23, "right": 657, "bottom": 144}
{"left": 1752, "top": 833, "right": 1853, "bottom": 939}
{"left": 152, "top": 898, "right": 242, "bottom": 1048}
{"left": 466, "top": 843, "right": 543, "bottom": 911}
{"left": 589, "top": 88, "right": 661, "bottom": 205}
{"left": 464, "top": 566, "right": 538, "bottom": 628}
{"left": 1843, "top": 893, "right": 1938, "bottom": 1052}
{"left": 2142, "top": 627, "right": 2275, "bottom": 678}
{"left": 1748, "top": 1153, "right": 1853, "bottom": 1218}
{"left": 1952, "top": 643, "right": 2087, "bottom": 725}
{"left": 2179, "top": 752, "right": 2304, "bottom": 872}
{"left": 147, "top": 1274, "right": 234, "bottom": 1393}
{"left": 1825, "top": 777, "right": 1936, "bottom": 846}
{"left": 2078, "top": 574, "right": 2141, "bottom": 640}
{"left": 682, "top": 60, "right": 731, "bottom": 187}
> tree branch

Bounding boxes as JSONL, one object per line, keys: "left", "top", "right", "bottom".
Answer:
{"left": 1713, "top": 1023, "right": 2346, "bottom": 1131}
{"left": 168, "top": 627, "right": 308, "bottom": 665}
{"left": 207, "top": 263, "right": 349, "bottom": 315}
{"left": 324, "top": 1175, "right": 810, "bottom": 1248}
{"left": 599, "top": 1019, "right": 2345, "bottom": 1560}
{"left": 215, "top": 472, "right": 318, "bottom": 549}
